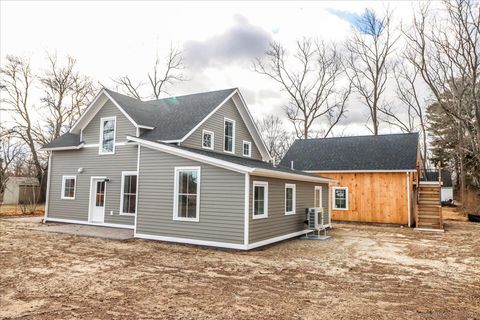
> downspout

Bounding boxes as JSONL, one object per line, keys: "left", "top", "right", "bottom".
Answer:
{"left": 406, "top": 172, "right": 411, "bottom": 227}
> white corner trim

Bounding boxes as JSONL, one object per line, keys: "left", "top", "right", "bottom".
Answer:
{"left": 119, "top": 171, "right": 138, "bottom": 215}
{"left": 44, "top": 217, "right": 135, "bottom": 229}
{"left": 332, "top": 186, "right": 349, "bottom": 210}
{"left": 98, "top": 116, "right": 117, "bottom": 155}
{"left": 172, "top": 166, "right": 201, "bottom": 222}
{"left": 244, "top": 173, "right": 250, "bottom": 246}
{"left": 201, "top": 129, "right": 214, "bottom": 150}
{"left": 126, "top": 136, "right": 252, "bottom": 174}
{"left": 179, "top": 90, "right": 238, "bottom": 143}
{"left": 252, "top": 181, "right": 268, "bottom": 219}
{"left": 223, "top": 117, "right": 236, "bottom": 154}
{"left": 60, "top": 175, "right": 76, "bottom": 200}
{"left": 44, "top": 153, "right": 52, "bottom": 221}
{"left": 284, "top": 183, "right": 296, "bottom": 215}
{"left": 314, "top": 185, "right": 323, "bottom": 208}
{"left": 134, "top": 146, "right": 141, "bottom": 233}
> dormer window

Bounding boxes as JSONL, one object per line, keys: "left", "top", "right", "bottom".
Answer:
{"left": 224, "top": 118, "right": 235, "bottom": 153}
{"left": 99, "top": 116, "right": 116, "bottom": 155}
{"left": 202, "top": 130, "right": 214, "bottom": 150}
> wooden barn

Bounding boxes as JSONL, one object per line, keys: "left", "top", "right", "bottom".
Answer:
{"left": 281, "top": 133, "right": 443, "bottom": 230}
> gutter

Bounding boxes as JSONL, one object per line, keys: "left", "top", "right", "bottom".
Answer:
{"left": 40, "top": 142, "right": 85, "bottom": 152}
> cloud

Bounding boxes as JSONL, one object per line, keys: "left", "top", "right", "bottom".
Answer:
{"left": 184, "top": 14, "right": 272, "bottom": 70}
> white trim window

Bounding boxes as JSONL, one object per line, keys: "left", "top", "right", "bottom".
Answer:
{"left": 61, "top": 175, "right": 76, "bottom": 199}
{"left": 243, "top": 141, "right": 252, "bottom": 157}
{"left": 332, "top": 187, "right": 348, "bottom": 210}
{"left": 202, "top": 129, "right": 214, "bottom": 150}
{"left": 120, "top": 171, "right": 137, "bottom": 215}
{"left": 99, "top": 116, "right": 116, "bottom": 155}
{"left": 314, "top": 186, "right": 323, "bottom": 209}
{"left": 224, "top": 118, "right": 235, "bottom": 153}
{"left": 285, "top": 183, "right": 296, "bottom": 215}
{"left": 173, "top": 167, "right": 200, "bottom": 222}
{"left": 252, "top": 181, "right": 268, "bottom": 219}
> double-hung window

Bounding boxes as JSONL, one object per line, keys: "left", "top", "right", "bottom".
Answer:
{"left": 224, "top": 118, "right": 235, "bottom": 153}
{"left": 61, "top": 175, "right": 76, "bottom": 199}
{"left": 202, "top": 130, "right": 214, "bottom": 150}
{"left": 120, "top": 172, "right": 137, "bottom": 215}
{"left": 243, "top": 141, "right": 251, "bottom": 157}
{"left": 333, "top": 187, "right": 348, "bottom": 210}
{"left": 99, "top": 117, "right": 116, "bottom": 155}
{"left": 173, "top": 167, "right": 200, "bottom": 222}
{"left": 252, "top": 181, "right": 268, "bottom": 219}
{"left": 285, "top": 183, "right": 296, "bottom": 215}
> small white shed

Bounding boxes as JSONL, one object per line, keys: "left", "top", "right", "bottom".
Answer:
{"left": 1, "top": 177, "right": 40, "bottom": 204}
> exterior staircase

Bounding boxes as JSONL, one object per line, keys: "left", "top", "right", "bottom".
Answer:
{"left": 416, "top": 182, "right": 443, "bottom": 231}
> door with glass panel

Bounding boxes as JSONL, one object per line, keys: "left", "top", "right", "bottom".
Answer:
{"left": 89, "top": 178, "right": 106, "bottom": 223}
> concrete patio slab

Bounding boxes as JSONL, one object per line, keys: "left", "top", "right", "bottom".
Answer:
{"left": 32, "top": 223, "right": 134, "bottom": 240}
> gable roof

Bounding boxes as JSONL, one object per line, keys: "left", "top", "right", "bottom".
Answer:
{"left": 127, "top": 136, "right": 334, "bottom": 183}
{"left": 280, "top": 133, "right": 419, "bottom": 172}
{"left": 42, "top": 133, "right": 83, "bottom": 150}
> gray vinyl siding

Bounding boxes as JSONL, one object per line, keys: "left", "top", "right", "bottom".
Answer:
{"left": 136, "top": 146, "right": 245, "bottom": 244}
{"left": 47, "top": 145, "right": 138, "bottom": 226}
{"left": 248, "top": 176, "right": 329, "bottom": 244}
{"left": 180, "top": 98, "right": 262, "bottom": 160}
{"left": 82, "top": 100, "right": 136, "bottom": 144}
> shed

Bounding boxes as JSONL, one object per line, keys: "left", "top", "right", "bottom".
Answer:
{"left": 1, "top": 177, "right": 40, "bottom": 205}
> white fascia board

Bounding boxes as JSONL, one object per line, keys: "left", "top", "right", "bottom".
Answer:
{"left": 179, "top": 90, "right": 238, "bottom": 143}
{"left": 40, "top": 143, "right": 85, "bottom": 152}
{"left": 70, "top": 89, "right": 108, "bottom": 133}
{"left": 304, "top": 170, "right": 417, "bottom": 173}
{"left": 102, "top": 90, "right": 141, "bottom": 128}
{"left": 127, "top": 136, "right": 252, "bottom": 174}
{"left": 250, "top": 168, "right": 336, "bottom": 184}
{"left": 234, "top": 90, "right": 272, "bottom": 162}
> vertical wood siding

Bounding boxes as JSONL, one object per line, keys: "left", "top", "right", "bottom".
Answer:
{"left": 316, "top": 172, "right": 410, "bottom": 224}
{"left": 82, "top": 100, "right": 136, "bottom": 144}
{"left": 136, "top": 146, "right": 245, "bottom": 244}
{"left": 248, "top": 176, "right": 329, "bottom": 243}
{"left": 180, "top": 98, "right": 262, "bottom": 160}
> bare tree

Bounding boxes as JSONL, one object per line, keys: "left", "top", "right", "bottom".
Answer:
{"left": 345, "top": 9, "right": 399, "bottom": 135}
{"left": 114, "top": 45, "right": 185, "bottom": 100}
{"left": 35, "top": 53, "right": 95, "bottom": 145}
{"left": 254, "top": 39, "right": 351, "bottom": 139}
{"left": 405, "top": 0, "right": 480, "bottom": 198}
{"left": 381, "top": 61, "right": 429, "bottom": 170}
{"left": 256, "top": 115, "right": 294, "bottom": 164}
{"left": 0, "top": 131, "right": 25, "bottom": 195}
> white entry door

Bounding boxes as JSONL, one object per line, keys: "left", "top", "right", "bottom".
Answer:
{"left": 89, "top": 178, "right": 106, "bottom": 223}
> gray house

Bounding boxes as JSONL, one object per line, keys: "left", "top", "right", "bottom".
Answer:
{"left": 42, "top": 88, "right": 333, "bottom": 250}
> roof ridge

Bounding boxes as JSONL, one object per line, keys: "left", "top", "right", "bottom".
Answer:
{"left": 297, "top": 132, "right": 419, "bottom": 141}
{"left": 145, "top": 87, "right": 237, "bottom": 103}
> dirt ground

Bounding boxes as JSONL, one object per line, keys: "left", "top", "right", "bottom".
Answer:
{"left": 1, "top": 210, "right": 479, "bottom": 320}
{"left": 0, "top": 204, "right": 44, "bottom": 217}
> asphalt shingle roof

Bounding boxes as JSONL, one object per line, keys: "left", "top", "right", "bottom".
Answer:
{"left": 280, "top": 133, "right": 419, "bottom": 171}
{"left": 42, "top": 88, "right": 237, "bottom": 149}
{"left": 105, "top": 88, "right": 237, "bottom": 141}
{"left": 42, "top": 133, "right": 81, "bottom": 149}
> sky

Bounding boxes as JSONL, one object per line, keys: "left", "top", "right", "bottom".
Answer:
{"left": 1, "top": 1, "right": 424, "bottom": 136}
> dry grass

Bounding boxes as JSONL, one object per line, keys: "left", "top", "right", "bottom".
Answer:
{"left": 0, "top": 204, "right": 45, "bottom": 217}
{"left": 0, "top": 214, "right": 479, "bottom": 319}
{"left": 463, "top": 189, "right": 480, "bottom": 215}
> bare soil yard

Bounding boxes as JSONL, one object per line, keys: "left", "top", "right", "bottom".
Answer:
{"left": 1, "top": 215, "right": 479, "bottom": 319}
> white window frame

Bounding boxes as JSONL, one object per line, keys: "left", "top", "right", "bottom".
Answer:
{"left": 173, "top": 166, "right": 201, "bottom": 222}
{"left": 332, "top": 186, "right": 349, "bottom": 210}
{"left": 202, "top": 129, "right": 214, "bottom": 150}
{"left": 119, "top": 171, "right": 138, "bottom": 216}
{"left": 223, "top": 117, "right": 236, "bottom": 154}
{"left": 61, "top": 175, "right": 76, "bottom": 200}
{"left": 252, "top": 181, "right": 268, "bottom": 219}
{"left": 284, "top": 183, "right": 296, "bottom": 215}
{"left": 314, "top": 186, "right": 323, "bottom": 209}
{"left": 242, "top": 140, "right": 252, "bottom": 157}
{"left": 98, "top": 116, "right": 117, "bottom": 155}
